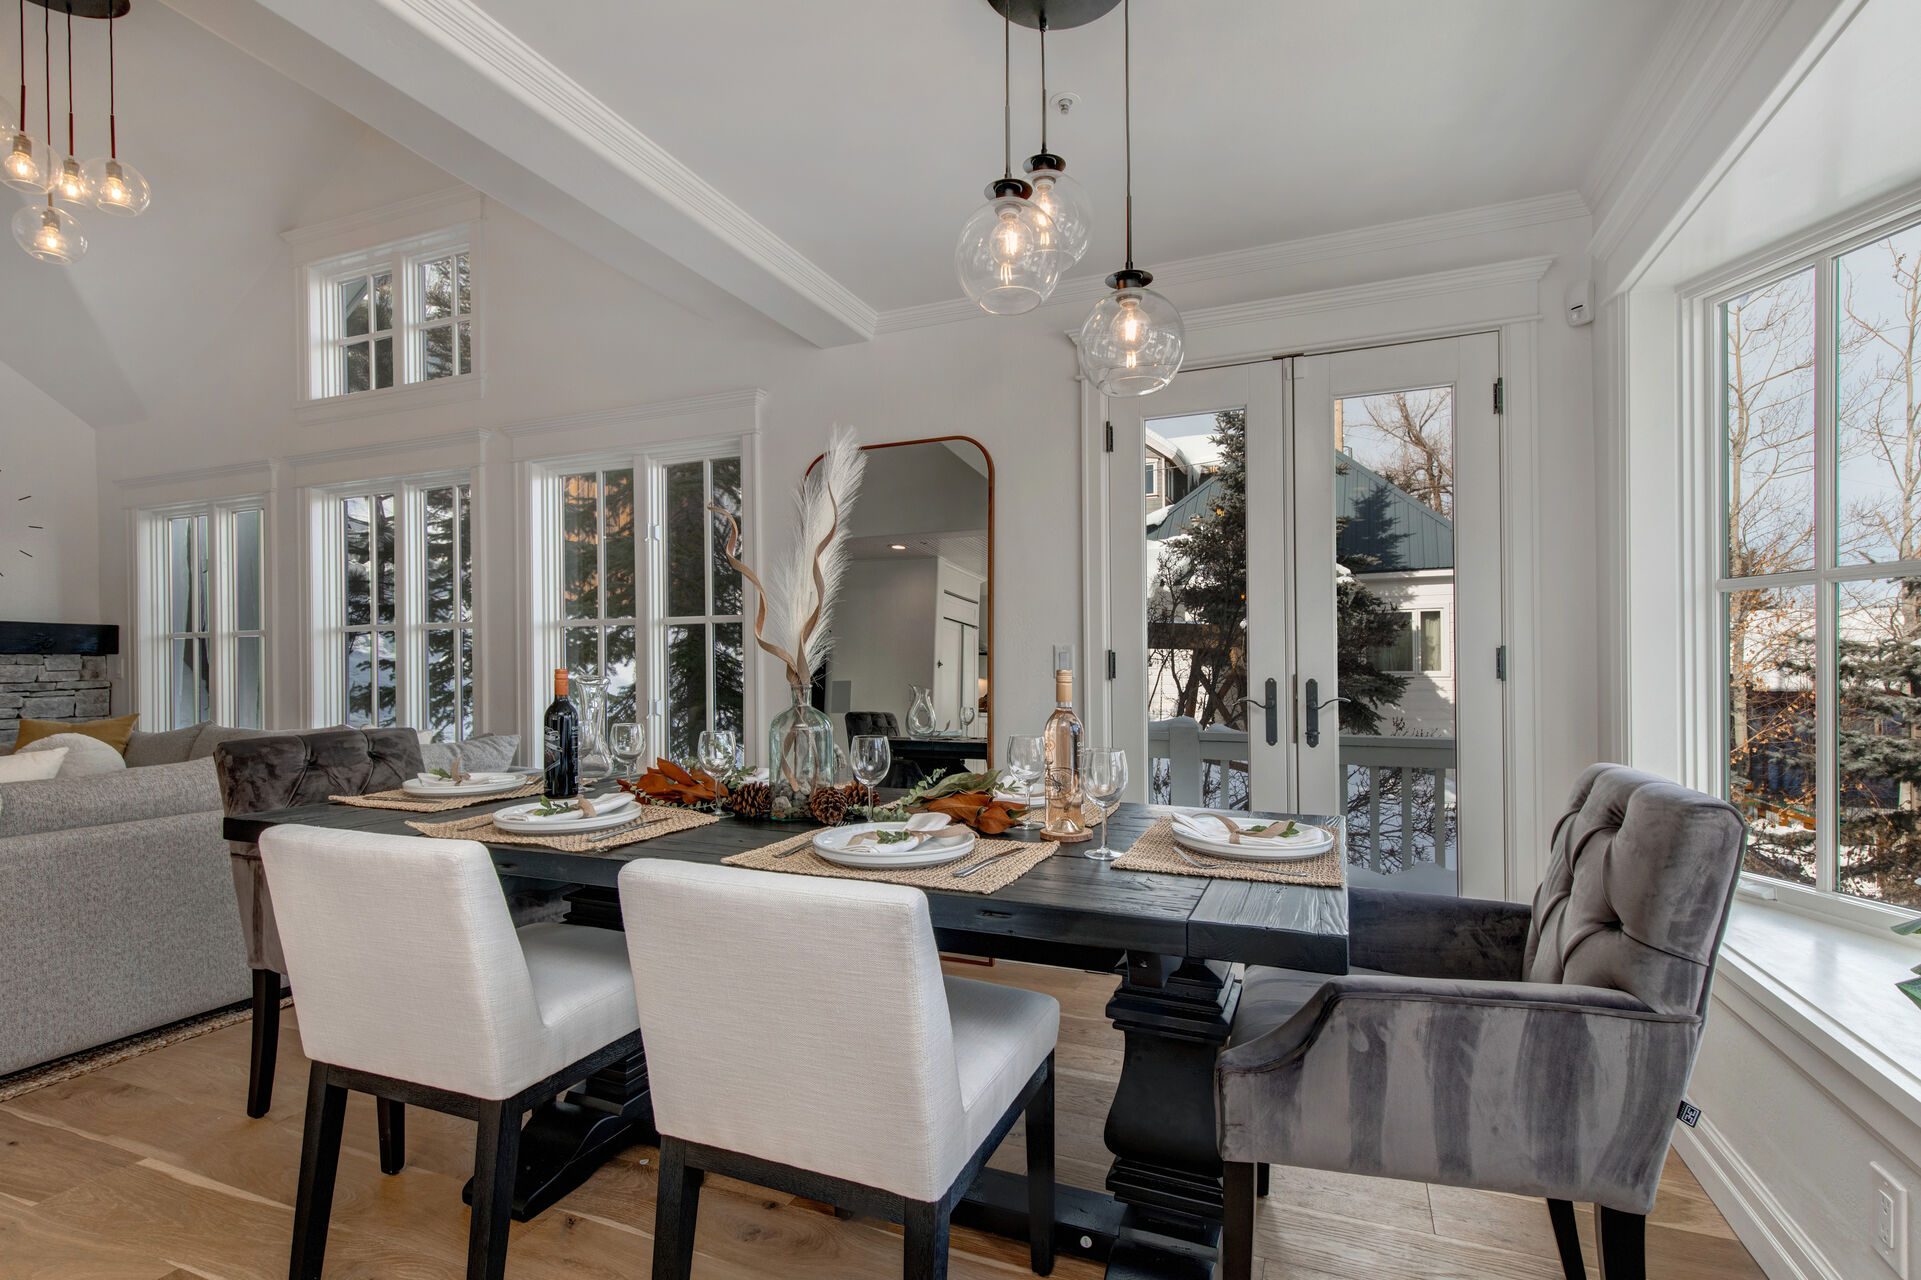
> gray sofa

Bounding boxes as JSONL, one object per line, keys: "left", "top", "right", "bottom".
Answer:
{"left": 0, "top": 723, "right": 267, "bottom": 1076}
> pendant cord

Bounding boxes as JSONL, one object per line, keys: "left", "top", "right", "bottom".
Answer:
{"left": 16, "top": 0, "right": 24, "bottom": 145}
{"left": 1001, "top": 9, "right": 1011, "bottom": 180}
{"left": 64, "top": 6, "right": 71, "bottom": 158}
{"left": 107, "top": 10, "right": 114, "bottom": 157}
{"left": 1123, "top": 0, "right": 1134, "bottom": 270}
{"left": 1038, "top": 17, "right": 1047, "bottom": 153}
{"left": 40, "top": 0, "right": 47, "bottom": 147}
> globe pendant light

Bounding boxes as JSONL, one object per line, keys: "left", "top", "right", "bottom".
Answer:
{"left": 1077, "top": 0, "right": 1182, "bottom": 396}
{"left": 81, "top": 7, "right": 145, "bottom": 214}
{"left": 1022, "top": 16, "right": 1093, "bottom": 275}
{"left": 955, "top": 9, "right": 1059, "bottom": 315}
{"left": 1, "top": 0, "right": 52, "bottom": 194}
{"left": 13, "top": 196, "right": 83, "bottom": 263}
{"left": 48, "top": 7, "right": 93, "bottom": 206}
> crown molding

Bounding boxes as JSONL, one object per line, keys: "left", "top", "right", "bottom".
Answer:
{"left": 285, "top": 426, "right": 496, "bottom": 470}
{"left": 875, "top": 192, "right": 1587, "bottom": 335}
{"left": 1184, "top": 256, "right": 1556, "bottom": 334}
{"left": 282, "top": 184, "right": 486, "bottom": 249}
{"left": 502, "top": 389, "right": 768, "bottom": 441}
{"left": 378, "top": 0, "right": 876, "bottom": 343}
{"left": 113, "top": 460, "right": 274, "bottom": 491}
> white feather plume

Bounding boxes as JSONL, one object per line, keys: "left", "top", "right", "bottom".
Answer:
{"left": 762, "top": 425, "right": 865, "bottom": 685}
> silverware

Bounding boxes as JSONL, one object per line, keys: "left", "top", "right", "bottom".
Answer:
{"left": 1168, "top": 843, "right": 1229, "bottom": 871}
{"left": 952, "top": 846, "right": 1026, "bottom": 878}
{"left": 1167, "top": 841, "right": 1302, "bottom": 879}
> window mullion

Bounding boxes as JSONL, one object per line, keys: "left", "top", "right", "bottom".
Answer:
{"left": 396, "top": 485, "right": 426, "bottom": 733}
{"left": 1815, "top": 253, "right": 1839, "bottom": 894}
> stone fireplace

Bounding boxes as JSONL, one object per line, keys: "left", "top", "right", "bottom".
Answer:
{"left": 0, "top": 622, "right": 119, "bottom": 750}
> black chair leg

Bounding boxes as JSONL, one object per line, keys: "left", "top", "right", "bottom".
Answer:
{"left": 1546, "top": 1198, "right": 1584, "bottom": 1279}
{"left": 376, "top": 1098, "right": 405, "bottom": 1175}
{"left": 1256, "top": 1162, "right": 1270, "bottom": 1198}
{"left": 1594, "top": 1206, "right": 1646, "bottom": 1280}
{"left": 652, "top": 1137, "right": 704, "bottom": 1280}
{"left": 901, "top": 1198, "right": 950, "bottom": 1280}
{"left": 1221, "top": 1161, "right": 1257, "bottom": 1280}
{"left": 247, "top": 968, "right": 281, "bottom": 1118}
{"left": 467, "top": 1102, "right": 522, "bottom": 1280}
{"left": 1026, "top": 1055, "right": 1055, "bottom": 1276}
{"left": 289, "top": 1063, "right": 346, "bottom": 1280}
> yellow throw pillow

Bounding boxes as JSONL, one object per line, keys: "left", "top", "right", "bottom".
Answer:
{"left": 13, "top": 712, "right": 139, "bottom": 755}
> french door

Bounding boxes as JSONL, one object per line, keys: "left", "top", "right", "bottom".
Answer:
{"left": 1106, "top": 334, "right": 1504, "bottom": 896}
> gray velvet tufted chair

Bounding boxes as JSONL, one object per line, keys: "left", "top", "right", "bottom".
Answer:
{"left": 1215, "top": 763, "right": 1747, "bottom": 1280}
{"left": 215, "top": 727, "right": 423, "bottom": 1131}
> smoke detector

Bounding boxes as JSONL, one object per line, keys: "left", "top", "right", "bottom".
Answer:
{"left": 1049, "top": 91, "right": 1081, "bottom": 116}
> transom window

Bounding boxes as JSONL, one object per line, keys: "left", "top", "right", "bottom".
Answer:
{"left": 140, "top": 499, "right": 267, "bottom": 730}
{"left": 1720, "top": 214, "right": 1921, "bottom": 910}
{"left": 304, "top": 233, "right": 478, "bottom": 401}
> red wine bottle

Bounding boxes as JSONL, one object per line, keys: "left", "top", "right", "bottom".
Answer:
{"left": 543, "top": 668, "right": 579, "bottom": 800}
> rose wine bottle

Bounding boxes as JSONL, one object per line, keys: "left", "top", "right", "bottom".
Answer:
{"left": 543, "top": 668, "right": 579, "bottom": 800}
{"left": 1043, "top": 668, "right": 1085, "bottom": 838}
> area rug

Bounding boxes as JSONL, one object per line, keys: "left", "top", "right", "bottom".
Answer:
{"left": 0, "top": 994, "right": 289, "bottom": 1104}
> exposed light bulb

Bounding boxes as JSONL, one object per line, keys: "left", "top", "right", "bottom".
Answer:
{"left": 956, "top": 183, "right": 1061, "bottom": 316}
{"left": 12, "top": 200, "right": 86, "bottom": 265}
{"left": 1022, "top": 156, "right": 1094, "bottom": 270}
{"left": 1078, "top": 274, "right": 1184, "bottom": 397}
{"left": 0, "top": 129, "right": 51, "bottom": 194}
{"left": 994, "top": 207, "right": 1027, "bottom": 262}
{"left": 82, "top": 155, "right": 149, "bottom": 216}
{"left": 51, "top": 155, "right": 91, "bottom": 205}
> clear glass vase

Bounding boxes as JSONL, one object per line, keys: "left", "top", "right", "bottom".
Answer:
{"left": 574, "top": 671, "right": 613, "bottom": 782}
{"left": 767, "top": 684, "right": 834, "bottom": 820}
{"left": 907, "top": 685, "right": 938, "bottom": 738}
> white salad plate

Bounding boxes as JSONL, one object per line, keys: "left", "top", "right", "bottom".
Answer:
{"left": 812, "top": 821, "right": 976, "bottom": 869}
{"left": 401, "top": 772, "right": 526, "bottom": 799}
{"left": 1170, "top": 812, "right": 1336, "bottom": 862}
{"left": 492, "top": 793, "right": 642, "bottom": 834}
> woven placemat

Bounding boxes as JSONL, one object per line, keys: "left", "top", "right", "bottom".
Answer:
{"left": 406, "top": 803, "right": 720, "bottom": 851}
{"left": 1112, "top": 817, "right": 1346, "bottom": 887}
{"left": 722, "top": 830, "right": 1058, "bottom": 895}
{"left": 331, "top": 781, "right": 543, "bottom": 813}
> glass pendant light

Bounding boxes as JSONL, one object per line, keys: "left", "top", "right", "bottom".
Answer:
{"left": 47, "top": 8, "right": 91, "bottom": 205}
{"left": 14, "top": 196, "right": 85, "bottom": 263}
{"left": 1022, "top": 17, "right": 1093, "bottom": 274}
{"left": 1, "top": 0, "right": 51, "bottom": 194}
{"left": 955, "top": 10, "right": 1059, "bottom": 315}
{"left": 1078, "top": 0, "right": 1183, "bottom": 396}
{"left": 82, "top": 8, "right": 144, "bottom": 214}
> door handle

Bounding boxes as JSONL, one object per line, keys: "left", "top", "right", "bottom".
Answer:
{"left": 1302, "top": 678, "right": 1349, "bottom": 749}
{"left": 1235, "top": 677, "right": 1279, "bottom": 747}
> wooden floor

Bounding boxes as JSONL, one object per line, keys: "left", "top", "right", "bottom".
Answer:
{"left": 0, "top": 961, "right": 1764, "bottom": 1280}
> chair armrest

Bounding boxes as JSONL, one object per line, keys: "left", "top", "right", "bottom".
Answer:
{"left": 1216, "top": 974, "right": 1700, "bottom": 1213}
{"left": 1347, "top": 887, "right": 1533, "bottom": 980}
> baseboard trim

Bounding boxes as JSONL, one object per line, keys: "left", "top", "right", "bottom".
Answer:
{"left": 1673, "top": 1114, "right": 1843, "bottom": 1280}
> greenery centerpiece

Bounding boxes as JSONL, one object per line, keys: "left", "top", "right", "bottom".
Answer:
{"left": 709, "top": 427, "right": 866, "bottom": 820}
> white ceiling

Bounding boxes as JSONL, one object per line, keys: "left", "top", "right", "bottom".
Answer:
{"left": 467, "top": 0, "right": 1673, "bottom": 310}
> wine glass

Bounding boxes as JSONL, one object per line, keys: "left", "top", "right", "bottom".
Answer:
{"left": 1082, "top": 748, "right": 1129, "bottom": 861}
{"left": 609, "top": 721, "right": 645, "bottom": 780}
{"left": 1005, "top": 735, "right": 1045, "bottom": 830}
{"left": 850, "top": 734, "right": 891, "bottom": 820}
{"left": 960, "top": 704, "right": 977, "bottom": 736}
{"left": 697, "top": 728, "right": 737, "bottom": 780}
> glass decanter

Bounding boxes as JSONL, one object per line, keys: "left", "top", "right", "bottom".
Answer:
{"left": 573, "top": 670, "right": 614, "bottom": 782}
{"left": 906, "top": 684, "right": 938, "bottom": 738}
{"left": 766, "top": 683, "right": 834, "bottom": 819}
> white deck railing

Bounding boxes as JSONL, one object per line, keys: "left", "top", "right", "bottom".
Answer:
{"left": 1146, "top": 718, "right": 1458, "bottom": 872}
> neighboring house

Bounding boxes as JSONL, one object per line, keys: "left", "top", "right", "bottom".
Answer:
{"left": 1143, "top": 428, "right": 1213, "bottom": 514}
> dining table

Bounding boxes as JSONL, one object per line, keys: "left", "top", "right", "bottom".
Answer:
{"left": 886, "top": 734, "right": 991, "bottom": 784}
{"left": 225, "top": 794, "right": 1349, "bottom": 1280}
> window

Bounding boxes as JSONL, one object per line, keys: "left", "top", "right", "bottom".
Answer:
{"left": 321, "top": 478, "right": 475, "bottom": 742}
{"left": 544, "top": 449, "right": 745, "bottom": 763}
{"left": 1370, "top": 608, "right": 1445, "bottom": 673}
{"left": 1145, "top": 461, "right": 1159, "bottom": 495}
{"left": 303, "top": 234, "right": 478, "bottom": 401}
{"left": 1719, "top": 215, "right": 1921, "bottom": 910}
{"left": 142, "top": 500, "right": 266, "bottom": 729}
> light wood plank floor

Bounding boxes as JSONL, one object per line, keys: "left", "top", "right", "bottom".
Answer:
{"left": 0, "top": 960, "right": 1764, "bottom": 1280}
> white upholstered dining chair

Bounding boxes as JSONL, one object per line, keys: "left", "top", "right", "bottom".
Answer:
{"left": 258, "top": 824, "right": 645, "bottom": 1280}
{"left": 617, "top": 859, "right": 1061, "bottom": 1280}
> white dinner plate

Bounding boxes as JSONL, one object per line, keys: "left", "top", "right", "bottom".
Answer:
{"left": 492, "top": 793, "right": 644, "bottom": 834}
{"left": 1170, "top": 812, "right": 1336, "bottom": 862}
{"left": 401, "top": 772, "right": 527, "bottom": 799}
{"left": 812, "top": 821, "right": 977, "bottom": 869}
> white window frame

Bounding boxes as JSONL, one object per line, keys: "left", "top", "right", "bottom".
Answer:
{"left": 135, "top": 495, "right": 269, "bottom": 730}
{"left": 295, "top": 221, "right": 484, "bottom": 411}
{"left": 1685, "top": 189, "right": 1921, "bottom": 933}
{"left": 1374, "top": 606, "right": 1448, "bottom": 675}
{"left": 1145, "top": 460, "right": 1159, "bottom": 496}
{"left": 527, "top": 439, "right": 750, "bottom": 765}
{"left": 309, "top": 471, "right": 478, "bottom": 741}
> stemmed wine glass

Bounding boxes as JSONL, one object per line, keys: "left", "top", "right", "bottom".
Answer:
{"left": 609, "top": 721, "right": 645, "bottom": 781}
{"left": 697, "top": 729, "right": 737, "bottom": 781}
{"left": 1005, "top": 735, "right": 1045, "bottom": 830}
{"left": 960, "top": 704, "right": 977, "bottom": 736}
{"left": 1082, "top": 748, "right": 1129, "bottom": 861}
{"left": 851, "top": 734, "right": 891, "bottom": 821}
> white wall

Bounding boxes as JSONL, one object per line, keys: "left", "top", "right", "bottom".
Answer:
{"left": 828, "top": 557, "right": 939, "bottom": 736}
{"left": 0, "top": 358, "right": 99, "bottom": 624}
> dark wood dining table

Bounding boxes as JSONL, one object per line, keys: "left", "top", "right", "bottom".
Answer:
{"left": 225, "top": 796, "right": 1349, "bottom": 1280}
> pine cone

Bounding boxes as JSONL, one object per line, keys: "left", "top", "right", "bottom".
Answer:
{"left": 728, "top": 780, "right": 772, "bottom": 819}
{"left": 807, "top": 784, "right": 850, "bottom": 827}
{"left": 842, "top": 780, "right": 876, "bottom": 811}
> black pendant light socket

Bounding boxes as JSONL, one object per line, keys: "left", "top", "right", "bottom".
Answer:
{"left": 987, "top": 175, "right": 1034, "bottom": 200}
{"left": 1023, "top": 151, "right": 1068, "bottom": 175}
{"left": 1105, "top": 267, "right": 1153, "bottom": 290}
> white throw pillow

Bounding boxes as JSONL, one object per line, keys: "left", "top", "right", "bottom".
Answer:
{"left": 20, "top": 732, "right": 128, "bottom": 779}
{"left": 0, "top": 746, "right": 67, "bottom": 783}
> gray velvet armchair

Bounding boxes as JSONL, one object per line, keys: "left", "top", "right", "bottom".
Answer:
{"left": 1215, "top": 763, "right": 1747, "bottom": 1280}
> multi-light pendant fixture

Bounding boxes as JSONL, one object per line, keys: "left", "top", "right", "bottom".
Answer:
{"left": 1, "top": 0, "right": 149, "bottom": 267}
{"left": 954, "top": 0, "right": 1183, "bottom": 396}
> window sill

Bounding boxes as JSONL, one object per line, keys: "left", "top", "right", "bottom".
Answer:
{"left": 294, "top": 373, "right": 486, "bottom": 425}
{"left": 1715, "top": 898, "right": 1921, "bottom": 1130}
